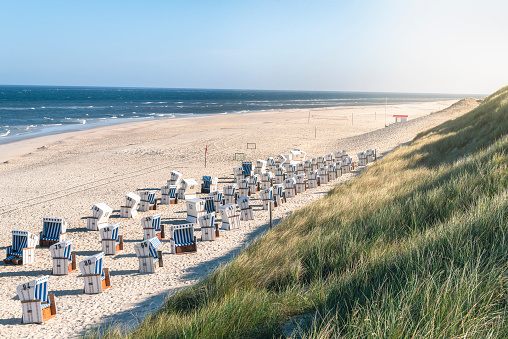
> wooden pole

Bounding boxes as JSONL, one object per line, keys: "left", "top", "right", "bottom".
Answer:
{"left": 269, "top": 200, "right": 273, "bottom": 229}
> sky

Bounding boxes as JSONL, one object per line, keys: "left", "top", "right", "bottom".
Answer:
{"left": 0, "top": 0, "right": 507, "bottom": 94}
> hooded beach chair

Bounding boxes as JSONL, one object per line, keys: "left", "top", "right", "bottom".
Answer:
{"left": 318, "top": 166, "right": 329, "bottom": 185}
{"left": 266, "top": 157, "right": 276, "bottom": 173}
{"left": 219, "top": 203, "right": 241, "bottom": 230}
{"left": 317, "top": 155, "right": 326, "bottom": 168}
{"left": 4, "top": 231, "right": 37, "bottom": 265}
{"left": 295, "top": 174, "right": 307, "bottom": 193}
{"left": 367, "top": 148, "right": 377, "bottom": 163}
{"left": 341, "top": 156, "right": 354, "bottom": 173}
{"left": 308, "top": 170, "right": 319, "bottom": 189}
{"left": 209, "top": 190, "right": 223, "bottom": 212}
{"left": 186, "top": 198, "right": 207, "bottom": 223}
{"left": 233, "top": 166, "right": 243, "bottom": 183}
{"left": 203, "top": 196, "right": 215, "bottom": 213}
{"left": 304, "top": 159, "right": 313, "bottom": 176}
{"left": 17, "top": 276, "right": 57, "bottom": 323}
{"left": 274, "top": 166, "right": 286, "bottom": 184}
{"left": 161, "top": 184, "right": 178, "bottom": 205}
{"left": 169, "top": 170, "right": 183, "bottom": 188}
{"left": 310, "top": 157, "right": 318, "bottom": 171}
{"left": 260, "top": 171, "right": 274, "bottom": 190}
{"left": 198, "top": 212, "right": 219, "bottom": 241}
{"left": 238, "top": 178, "right": 250, "bottom": 198}
{"left": 142, "top": 213, "right": 164, "bottom": 240}
{"left": 242, "top": 161, "right": 253, "bottom": 177}
{"left": 87, "top": 203, "right": 113, "bottom": 231}
{"left": 39, "top": 217, "right": 67, "bottom": 247}
{"left": 276, "top": 154, "right": 287, "bottom": 167}
{"left": 328, "top": 162, "right": 338, "bottom": 181}
{"left": 254, "top": 159, "right": 267, "bottom": 175}
{"left": 79, "top": 252, "right": 111, "bottom": 294}
{"left": 120, "top": 192, "right": 141, "bottom": 218}
{"left": 178, "top": 178, "right": 198, "bottom": 200}
{"left": 134, "top": 237, "right": 163, "bottom": 273}
{"left": 50, "top": 239, "right": 76, "bottom": 275}
{"left": 223, "top": 184, "right": 237, "bottom": 205}
{"left": 325, "top": 153, "right": 334, "bottom": 166}
{"left": 284, "top": 177, "right": 297, "bottom": 199}
{"left": 273, "top": 184, "right": 285, "bottom": 206}
{"left": 260, "top": 187, "right": 275, "bottom": 210}
{"left": 358, "top": 151, "right": 367, "bottom": 166}
{"left": 201, "top": 176, "right": 218, "bottom": 193}
{"left": 249, "top": 174, "right": 259, "bottom": 195}
{"left": 139, "top": 190, "right": 157, "bottom": 212}
{"left": 290, "top": 149, "right": 307, "bottom": 162}
{"left": 170, "top": 223, "right": 197, "bottom": 254}
{"left": 285, "top": 163, "right": 296, "bottom": 178}
{"left": 99, "top": 223, "right": 123, "bottom": 255}
{"left": 238, "top": 196, "right": 254, "bottom": 221}
{"left": 296, "top": 162, "right": 305, "bottom": 175}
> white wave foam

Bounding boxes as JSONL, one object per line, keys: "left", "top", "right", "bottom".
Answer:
{"left": 0, "top": 130, "right": 11, "bottom": 137}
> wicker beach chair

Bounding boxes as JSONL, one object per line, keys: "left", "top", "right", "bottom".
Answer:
{"left": 201, "top": 175, "right": 218, "bottom": 193}
{"left": 87, "top": 203, "right": 113, "bottom": 231}
{"left": 50, "top": 239, "right": 76, "bottom": 275}
{"left": 142, "top": 213, "right": 164, "bottom": 240}
{"left": 209, "top": 190, "right": 223, "bottom": 212}
{"left": 260, "top": 171, "right": 273, "bottom": 190}
{"left": 134, "top": 237, "right": 163, "bottom": 273}
{"left": 198, "top": 212, "right": 219, "bottom": 241}
{"left": 233, "top": 166, "right": 243, "bottom": 183}
{"left": 17, "top": 276, "right": 57, "bottom": 323}
{"left": 273, "top": 183, "right": 285, "bottom": 206}
{"left": 238, "top": 195, "right": 254, "bottom": 221}
{"left": 284, "top": 177, "right": 297, "bottom": 199}
{"left": 178, "top": 178, "right": 198, "bottom": 200}
{"left": 274, "top": 166, "right": 286, "bottom": 184}
{"left": 186, "top": 198, "right": 207, "bottom": 223}
{"left": 169, "top": 170, "right": 183, "bottom": 188}
{"left": 120, "top": 192, "right": 141, "bottom": 218}
{"left": 39, "top": 217, "right": 67, "bottom": 247}
{"left": 99, "top": 223, "right": 123, "bottom": 255}
{"left": 260, "top": 187, "right": 275, "bottom": 210}
{"left": 307, "top": 170, "right": 319, "bottom": 189}
{"left": 79, "top": 252, "right": 111, "bottom": 294}
{"left": 161, "top": 184, "right": 178, "bottom": 205}
{"left": 238, "top": 177, "right": 250, "bottom": 198}
{"left": 254, "top": 159, "right": 267, "bottom": 175}
{"left": 4, "top": 231, "right": 37, "bottom": 265}
{"left": 219, "top": 203, "right": 241, "bottom": 230}
{"left": 318, "top": 166, "right": 329, "bottom": 185}
{"left": 295, "top": 173, "right": 307, "bottom": 193}
{"left": 223, "top": 184, "right": 237, "bottom": 205}
{"left": 139, "top": 190, "right": 157, "bottom": 212}
{"left": 170, "top": 224, "right": 197, "bottom": 254}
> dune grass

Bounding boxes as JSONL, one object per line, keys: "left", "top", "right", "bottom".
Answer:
{"left": 102, "top": 86, "right": 508, "bottom": 338}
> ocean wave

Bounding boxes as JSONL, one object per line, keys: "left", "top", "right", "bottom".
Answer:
{"left": 0, "top": 130, "right": 11, "bottom": 137}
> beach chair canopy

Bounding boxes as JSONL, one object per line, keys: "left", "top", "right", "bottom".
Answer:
{"left": 198, "top": 212, "right": 215, "bottom": 228}
{"left": 277, "top": 154, "right": 287, "bottom": 165}
{"left": 241, "top": 161, "right": 253, "bottom": 175}
{"left": 318, "top": 166, "right": 328, "bottom": 175}
{"left": 8, "top": 231, "right": 37, "bottom": 255}
{"left": 91, "top": 203, "right": 113, "bottom": 220}
{"left": 49, "top": 239, "right": 74, "bottom": 260}
{"left": 41, "top": 218, "right": 66, "bottom": 241}
{"left": 219, "top": 203, "right": 236, "bottom": 219}
{"left": 142, "top": 214, "right": 162, "bottom": 230}
{"left": 172, "top": 224, "right": 195, "bottom": 247}
{"left": 181, "top": 178, "right": 198, "bottom": 190}
{"left": 79, "top": 252, "right": 105, "bottom": 278}
{"left": 223, "top": 184, "right": 236, "bottom": 196}
{"left": 260, "top": 187, "right": 273, "bottom": 200}
{"left": 140, "top": 190, "right": 156, "bottom": 203}
{"left": 284, "top": 178, "right": 296, "bottom": 187}
{"left": 237, "top": 196, "right": 251, "bottom": 209}
{"left": 210, "top": 190, "right": 223, "bottom": 202}
{"left": 99, "top": 223, "right": 120, "bottom": 241}
{"left": 134, "top": 237, "right": 162, "bottom": 259}
{"left": 203, "top": 197, "right": 215, "bottom": 213}
{"left": 16, "top": 276, "right": 51, "bottom": 305}
{"left": 261, "top": 172, "right": 273, "bottom": 181}
{"left": 125, "top": 192, "right": 141, "bottom": 207}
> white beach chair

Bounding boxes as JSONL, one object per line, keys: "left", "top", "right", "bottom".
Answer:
{"left": 318, "top": 166, "right": 329, "bottom": 184}
{"left": 260, "top": 171, "right": 274, "bottom": 190}
{"left": 284, "top": 177, "right": 297, "bottom": 199}
{"left": 209, "top": 190, "right": 223, "bottom": 212}
{"left": 170, "top": 224, "right": 197, "bottom": 254}
{"left": 241, "top": 161, "right": 253, "bottom": 177}
{"left": 249, "top": 174, "right": 259, "bottom": 195}
{"left": 17, "top": 276, "right": 57, "bottom": 323}
{"left": 223, "top": 184, "right": 237, "bottom": 205}
{"left": 50, "top": 239, "right": 76, "bottom": 275}
{"left": 233, "top": 166, "right": 244, "bottom": 183}
{"left": 142, "top": 213, "right": 164, "bottom": 240}
{"left": 168, "top": 170, "right": 183, "bottom": 188}
{"left": 334, "top": 150, "right": 343, "bottom": 162}
{"left": 311, "top": 157, "right": 318, "bottom": 171}
{"left": 285, "top": 163, "right": 297, "bottom": 178}
{"left": 341, "top": 156, "right": 354, "bottom": 173}
{"left": 4, "top": 231, "right": 37, "bottom": 265}
{"left": 340, "top": 149, "right": 348, "bottom": 159}
{"left": 304, "top": 159, "right": 313, "bottom": 177}
{"left": 296, "top": 162, "right": 305, "bottom": 175}
{"left": 307, "top": 170, "right": 319, "bottom": 189}
{"left": 367, "top": 148, "right": 377, "bottom": 163}
{"left": 295, "top": 174, "right": 307, "bottom": 193}
{"left": 39, "top": 217, "right": 67, "bottom": 247}
{"left": 79, "top": 252, "right": 111, "bottom": 294}
{"left": 139, "top": 190, "right": 157, "bottom": 212}
{"left": 266, "top": 157, "right": 276, "bottom": 173}
{"left": 99, "top": 223, "right": 123, "bottom": 255}
{"left": 201, "top": 175, "right": 218, "bottom": 193}
{"left": 178, "top": 178, "right": 199, "bottom": 200}
{"left": 327, "top": 163, "right": 338, "bottom": 181}
{"left": 120, "top": 192, "right": 141, "bottom": 218}
{"left": 317, "top": 155, "right": 326, "bottom": 169}
{"left": 358, "top": 151, "right": 367, "bottom": 166}
{"left": 161, "top": 185, "right": 178, "bottom": 205}
{"left": 260, "top": 187, "right": 275, "bottom": 210}
{"left": 87, "top": 203, "right": 113, "bottom": 231}
{"left": 219, "top": 203, "right": 241, "bottom": 230}
{"left": 198, "top": 212, "right": 219, "bottom": 241}
{"left": 134, "top": 237, "right": 163, "bottom": 273}
{"left": 186, "top": 198, "right": 207, "bottom": 223}
{"left": 238, "top": 178, "right": 250, "bottom": 198}
{"left": 274, "top": 166, "right": 286, "bottom": 184}
{"left": 254, "top": 159, "right": 267, "bottom": 175}
{"left": 273, "top": 184, "right": 285, "bottom": 206}
{"left": 276, "top": 154, "right": 287, "bottom": 167}
{"left": 238, "top": 195, "right": 254, "bottom": 221}
{"left": 290, "top": 149, "right": 307, "bottom": 162}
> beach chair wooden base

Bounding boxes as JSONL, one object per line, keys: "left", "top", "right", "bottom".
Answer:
{"left": 138, "top": 253, "right": 163, "bottom": 273}
{"left": 102, "top": 236, "right": 123, "bottom": 255}
{"left": 21, "top": 294, "right": 57, "bottom": 324}
{"left": 83, "top": 268, "right": 111, "bottom": 294}
{"left": 52, "top": 253, "right": 77, "bottom": 275}
{"left": 201, "top": 226, "right": 216, "bottom": 241}
{"left": 39, "top": 239, "right": 60, "bottom": 248}
{"left": 296, "top": 183, "right": 307, "bottom": 194}
{"left": 120, "top": 206, "right": 137, "bottom": 218}
{"left": 175, "top": 240, "right": 197, "bottom": 254}
{"left": 86, "top": 217, "right": 107, "bottom": 231}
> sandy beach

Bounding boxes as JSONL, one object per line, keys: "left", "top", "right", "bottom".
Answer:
{"left": 0, "top": 99, "right": 478, "bottom": 338}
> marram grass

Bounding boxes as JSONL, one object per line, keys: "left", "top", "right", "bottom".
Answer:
{"left": 98, "top": 86, "right": 508, "bottom": 338}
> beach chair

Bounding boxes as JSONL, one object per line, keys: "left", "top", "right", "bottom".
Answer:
{"left": 328, "top": 163, "right": 338, "bottom": 181}
{"left": 168, "top": 170, "right": 183, "bottom": 188}
{"left": 238, "top": 196, "right": 254, "bottom": 221}
{"left": 276, "top": 154, "right": 287, "bottom": 167}
{"left": 341, "top": 156, "right": 354, "bottom": 173}
{"left": 186, "top": 198, "right": 207, "bottom": 223}
{"left": 233, "top": 166, "right": 243, "bottom": 183}
{"left": 139, "top": 190, "right": 157, "bottom": 212}
{"left": 223, "top": 184, "right": 237, "bottom": 205}
{"left": 142, "top": 213, "right": 164, "bottom": 240}
{"left": 254, "top": 159, "right": 267, "bottom": 175}
{"left": 260, "top": 187, "right": 275, "bottom": 210}
{"left": 273, "top": 184, "right": 285, "bottom": 206}
{"left": 340, "top": 149, "right": 348, "bottom": 160}
{"left": 87, "top": 203, "right": 113, "bottom": 231}
{"left": 290, "top": 149, "right": 307, "bottom": 162}
{"left": 170, "top": 223, "right": 197, "bottom": 254}
{"left": 295, "top": 174, "right": 307, "bottom": 193}
{"left": 161, "top": 185, "right": 178, "bottom": 205}
{"left": 249, "top": 174, "right": 259, "bottom": 195}
{"left": 311, "top": 157, "right": 318, "bottom": 171}
{"left": 334, "top": 150, "right": 343, "bottom": 162}
{"left": 317, "top": 155, "right": 326, "bottom": 168}
{"left": 201, "top": 176, "right": 218, "bottom": 193}
{"left": 78, "top": 253, "right": 111, "bottom": 294}
{"left": 260, "top": 171, "right": 273, "bottom": 190}
{"left": 198, "top": 212, "right": 220, "bottom": 241}
{"left": 202, "top": 196, "right": 215, "bottom": 214}
{"left": 4, "top": 231, "right": 37, "bottom": 265}
{"left": 16, "top": 276, "right": 57, "bottom": 323}
{"left": 358, "top": 151, "right": 367, "bottom": 166}
{"left": 266, "top": 157, "right": 276, "bottom": 173}
{"left": 238, "top": 178, "right": 250, "bottom": 198}
{"left": 296, "top": 162, "right": 305, "bottom": 175}
{"left": 274, "top": 166, "right": 286, "bottom": 184}
{"left": 284, "top": 177, "right": 297, "bottom": 199}
{"left": 241, "top": 161, "right": 253, "bottom": 177}
{"left": 325, "top": 153, "right": 335, "bottom": 166}
{"left": 318, "top": 166, "right": 329, "bottom": 185}
{"left": 39, "top": 217, "right": 67, "bottom": 247}
{"left": 367, "top": 148, "right": 377, "bottom": 163}
{"left": 120, "top": 192, "right": 141, "bottom": 218}
{"left": 219, "top": 203, "right": 241, "bottom": 230}
{"left": 178, "top": 178, "right": 198, "bottom": 200}
{"left": 50, "top": 239, "right": 76, "bottom": 275}
{"left": 99, "top": 223, "right": 123, "bottom": 255}
{"left": 308, "top": 170, "right": 319, "bottom": 189}
{"left": 134, "top": 237, "right": 163, "bottom": 273}
{"left": 304, "top": 159, "right": 313, "bottom": 176}
{"left": 209, "top": 190, "right": 223, "bottom": 212}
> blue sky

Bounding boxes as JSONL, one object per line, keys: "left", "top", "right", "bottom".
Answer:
{"left": 0, "top": 0, "right": 506, "bottom": 94}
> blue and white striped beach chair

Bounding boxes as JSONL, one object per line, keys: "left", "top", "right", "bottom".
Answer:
{"left": 219, "top": 203, "right": 241, "bottom": 230}
{"left": 260, "top": 171, "right": 273, "bottom": 190}
{"left": 284, "top": 177, "right": 297, "bottom": 198}
{"left": 39, "top": 218, "right": 67, "bottom": 247}
{"left": 17, "top": 276, "right": 57, "bottom": 323}
{"left": 274, "top": 166, "right": 286, "bottom": 184}
{"left": 201, "top": 175, "right": 218, "bottom": 193}
{"left": 249, "top": 174, "right": 259, "bottom": 195}
{"left": 142, "top": 213, "right": 164, "bottom": 240}
{"left": 238, "top": 178, "right": 250, "bottom": 198}
{"left": 50, "top": 239, "right": 76, "bottom": 275}
{"left": 308, "top": 170, "right": 319, "bottom": 189}
{"left": 328, "top": 162, "right": 338, "bottom": 180}
{"left": 209, "top": 190, "right": 223, "bottom": 212}
{"left": 79, "top": 252, "right": 111, "bottom": 294}
{"left": 238, "top": 196, "right": 254, "bottom": 221}
{"left": 161, "top": 185, "right": 178, "bottom": 204}
{"left": 100, "top": 223, "right": 123, "bottom": 255}
{"left": 203, "top": 196, "right": 215, "bottom": 214}
{"left": 4, "top": 231, "right": 37, "bottom": 265}
{"left": 318, "top": 166, "right": 329, "bottom": 184}
{"left": 198, "top": 212, "right": 218, "bottom": 241}
{"left": 170, "top": 224, "right": 197, "bottom": 254}
{"left": 134, "top": 237, "right": 163, "bottom": 273}
{"left": 267, "top": 157, "right": 276, "bottom": 173}
{"left": 139, "top": 190, "right": 157, "bottom": 212}
{"left": 295, "top": 174, "right": 307, "bottom": 193}
{"left": 223, "top": 184, "right": 237, "bottom": 205}
{"left": 241, "top": 161, "right": 253, "bottom": 177}
{"left": 273, "top": 184, "right": 285, "bottom": 206}
{"left": 87, "top": 203, "right": 113, "bottom": 231}
{"left": 260, "top": 187, "right": 274, "bottom": 210}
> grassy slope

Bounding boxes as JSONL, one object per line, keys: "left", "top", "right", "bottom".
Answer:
{"left": 106, "top": 86, "right": 508, "bottom": 338}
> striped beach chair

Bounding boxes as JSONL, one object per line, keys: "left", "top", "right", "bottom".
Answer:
{"left": 317, "top": 155, "right": 326, "bottom": 168}
{"left": 307, "top": 170, "right": 319, "bottom": 188}
{"left": 249, "top": 174, "right": 259, "bottom": 195}
{"left": 87, "top": 203, "right": 113, "bottom": 231}
{"left": 310, "top": 157, "right": 318, "bottom": 171}
{"left": 325, "top": 153, "right": 334, "bottom": 166}
{"left": 358, "top": 151, "right": 367, "bottom": 166}
{"left": 276, "top": 154, "right": 287, "bottom": 167}
{"left": 169, "top": 170, "right": 183, "bottom": 188}
{"left": 238, "top": 196, "right": 254, "bottom": 221}
{"left": 366, "top": 148, "right": 377, "bottom": 163}
{"left": 198, "top": 212, "right": 219, "bottom": 241}
{"left": 304, "top": 159, "right": 313, "bottom": 176}
{"left": 139, "top": 190, "right": 157, "bottom": 212}
{"left": 17, "top": 276, "right": 57, "bottom": 323}
{"left": 260, "top": 171, "right": 273, "bottom": 190}
{"left": 4, "top": 231, "right": 37, "bottom": 265}
{"left": 134, "top": 237, "right": 163, "bottom": 273}
{"left": 260, "top": 187, "right": 274, "bottom": 210}
{"left": 50, "top": 239, "right": 76, "bottom": 275}
{"left": 178, "top": 178, "right": 199, "bottom": 200}
{"left": 120, "top": 192, "right": 141, "bottom": 218}
{"left": 341, "top": 156, "right": 354, "bottom": 173}
{"left": 223, "top": 184, "right": 237, "bottom": 205}
{"left": 99, "top": 223, "right": 123, "bottom": 255}
{"left": 328, "top": 162, "right": 338, "bottom": 181}
{"left": 254, "top": 159, "right": 267, "bottom": 175}
{"left": 296, "top": 162, "right": 305, "bottom": 175}
{"left": 233, "top": 166, "right": 243, "bottom": 183}
{"left": 274, "top": 166, "right": 286, "bottom": 184}
{"left": 186, "top": 198, "right": 207, "bottom": 223}
{"left": 273, "top": 184, "right": 285, "bottom": 206}
{"left": 142, "top": 213, "right": 164, "bottom": 240}
{"left": 285, "top": 164, "right": 296, "bottom": 178}
{"left": 295, "top": 174, "right": 307, "bottom": 193}
{"left": 39, "top": 218, "right": 67, "bottom": 247}
{"left": 201, "top": 176, "right": 218, "bottom": 193}
{"left": 219, "top": 203, "right": 241, "bottom": 230}
{"left": 266, "top": 157, "right": 276, "bottom": 173}
{"left": 203, "top": 196, "right": 215, "bottom": 214}
{"left": 209, "top": 190, "right": 223, "bottom": 212}
{"left": 284, "top": 177, "right": 297, "bottom": 199}
{"left": 238, "top": 178, "right": 250, "bottom": 198}
{"left": 79, "top": 252, "right": 111, "bottom": 294}
{"left": 242, "top": 161, "right": 253, "bottom": 177}
{"left": 170, "top": 224, "right": 197, "bottom": 254}
{"left": 318, "top": 166, "right": 329, "bottom": 184}
{"left": 161, "top": 185, "right": 178, "bottom": 205}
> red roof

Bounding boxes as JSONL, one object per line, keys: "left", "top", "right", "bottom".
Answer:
{"left": 393, "top": 115, "right": 408, "bottom": 117}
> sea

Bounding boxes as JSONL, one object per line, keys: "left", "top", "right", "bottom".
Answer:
{"left": 0, "top": 85, "right": 481, "bottom": 144}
